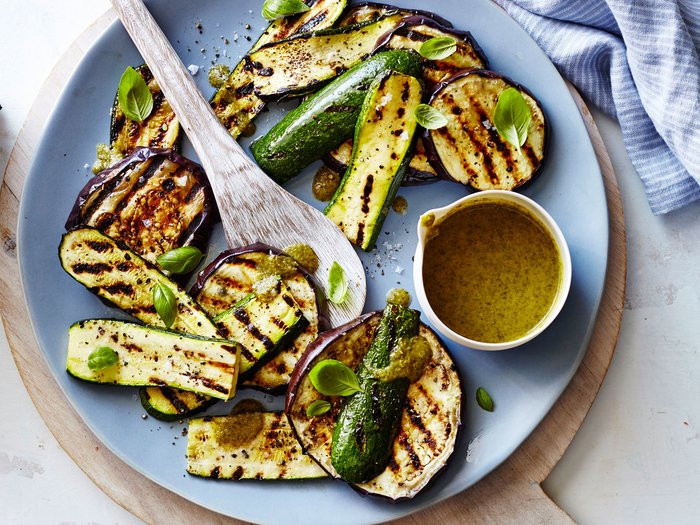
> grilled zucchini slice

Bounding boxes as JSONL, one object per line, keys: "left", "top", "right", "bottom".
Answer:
{"left": 325, "top": 72, "right": 423, "bottom": 250}
{"left": 66, "top": 148, "right": 215, "bottom": 266}
{"left": 425, "top": 70, "right": 547, "bottom": 191}
{"left": 214, "top": 284, "right": 308, "bottom": 380}
{"left": 110, "top": 65, "right": 180, "bottom": 158}
{"left": 211, "top": 0, "right": 347, "bottom": 139}
{"left": 251, "top": 50, "right": 422, "bottom": 183}
{"left": 286, "top": 314, "right": 461, "bottom": 500}
{"left": 67, "top": 320, "right": 240, "bottom": 400}
{"left": 59, "top": 227, "right": 220, "bottom": 336}
{"left": 140, "top": 387, "right": 215, "bottom": 421}
{"left": 187, "top": 412, "right": 326, "bottom": 480}
{"left": 191, "top": 244, "right": 325, "bottom": 392}
{"left": 245, "top": 14, "right": 404, "bottom": 99}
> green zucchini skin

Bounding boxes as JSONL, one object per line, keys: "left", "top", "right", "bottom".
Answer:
{"left": 330, "top": 304, "right": 419, "bottom": 483}
{"left": 251, "top": 50, "right": 422, "bottom": 183}
{"left": 140, "top": 387, "right": 216, "bottom": 421}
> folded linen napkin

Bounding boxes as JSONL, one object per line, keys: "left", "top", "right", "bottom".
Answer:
{"left": 493, "top": 0, "right": 700, "bottom": 214}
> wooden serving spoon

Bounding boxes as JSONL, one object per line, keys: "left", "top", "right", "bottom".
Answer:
{"left": 110, "top": 0, "right": 366, "bottom": 326}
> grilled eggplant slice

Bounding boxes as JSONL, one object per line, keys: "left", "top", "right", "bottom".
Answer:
{"left": 337, "top": 2, "right": 452, "bottom": 28}
{"left": 67, "top": 320, "right": 240, "bottom": 400}
{"left": 425, "top": 70, "right": 548, "bottom": 191}
{"left": 60, "top": 227, "right": 220, "bottom": 336}
{"left": 211, "top": 0, "right": 347, "bottom": 139}
{"left": 325, "top": 72, "right": 423, "bottom": 250}
{"left": 140, "top": 387, "right": 215, "bottom": 421}
{"left": 286, "top": 313, "right": 461, "bottom": 499}
{"left": 214, "top": 285, "right": 308, "bottom": 380}
{"left": 244, "top": 14, "right": 404, "bottom": 99}
{"left": 66, "top": 148, "right": 215, "bottom": 266}
{"left": 325, "top": 137, "right": 438, "bottom": 185}
{"left": 187, "top": 412, "right": 326, "bottom": 480}
{"left": 110, "top": 65, "right": 180, "bottom": 158}
{"left": 383, "top": 17, "right": 487, "bottom": 86}
{"left": 191, "top": 244, "right": 326, "bottom": 392}
{"left": 251, "top": 50, "right": 422, "bottom": 183}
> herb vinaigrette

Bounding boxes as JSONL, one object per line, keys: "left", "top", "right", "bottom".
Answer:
{"left": 423, "top": 202, "right": 562, "bottom": 343}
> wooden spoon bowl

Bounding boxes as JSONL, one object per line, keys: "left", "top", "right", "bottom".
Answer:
{"left": 111, "top": 0, "right": 366, "bottom": 326}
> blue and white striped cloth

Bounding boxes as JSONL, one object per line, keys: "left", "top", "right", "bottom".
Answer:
{"left": 493, "top": 0, "right": 700, "bottom": 214}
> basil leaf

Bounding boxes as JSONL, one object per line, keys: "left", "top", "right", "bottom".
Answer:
{"left": 156, "top": 246, "right": 204, "bottom": 274}
{"left": 415, "top": 104, "right": 448, "bottom": 130}
{"left": 327, "top": 261, "right": 348, "bottom": 304}
{"left": 306, "top": 399, "right": 331, "bottom": 417}
{"left": 492, "top": 87, "right": 532, "bottom": 155}
{"left": 153, "top": 281, "right": 177, "bottom": 328}
{"left": 117, "top": 66, "right": 154, "bottom": 123}
{"left": 262, "top": 0, "right": 310, "bottom": 20}
{"left": 87, "top": 346, "right": 119, "bottom": 371}
{"left": 419, "top": 37, "right": 457, "bottom": 60}
{"left": 476, "top": 386, "right": 494, "bottom": 412}
{"left": 309, "top": 359, "right": 363, "bottom": 396}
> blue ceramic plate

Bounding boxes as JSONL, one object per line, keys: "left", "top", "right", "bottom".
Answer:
{"left": 18, "top": 1, "right": 608, "bottom": 523}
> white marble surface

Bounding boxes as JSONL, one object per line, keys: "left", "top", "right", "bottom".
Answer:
{"left": 1, "top": 1, "right": 699, "bottom": 524}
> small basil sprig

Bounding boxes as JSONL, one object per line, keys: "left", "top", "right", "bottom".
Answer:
{"left": 419, "top": 37, "right": 457, "bottom": 60}
{"left": 306, "top": 399, "right": 331, "bottom": 417}
{"left": 492, "top": 87, "right": 532, "bottom": 155}
{"left": 88, "top": 346, "right": 119, "bottom": 371}
{"left": 117, "top": 66, "right": 154, "bottom": 123}
{"left": 153, "top": 282, "right": 177, "bottom": 328}
{"left": 156, "top": 246, "right": 204, "bottom": 274}
{"left": 476, "top": 386, "right": 494, "bottom": 412}
{"left": 327, "top": 261, "right": 348, "bottom": 304}
{"left": 415, "top": 104, "right": 448, "bottom": 130}
{"left": 262, "top": 0, "right": 310, "bottom": 20}
{"left": 309, "top": 359, "right": 363, "bottom": 396}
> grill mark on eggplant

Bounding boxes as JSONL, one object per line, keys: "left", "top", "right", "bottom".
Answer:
{"left": 71, "top": 262, "right": 112, "bottom": 274}
{"left": 405, "top": 403, "right": 437, "bottom": 452}
{"left": 396, "top": 28, "right": 433, "bottom": 42}
{"left": 459, "top": 117, "right": 499, "bottom": 185}
{"left": 162, "top": 387, "right": 190, "bottom": 413}
{"left": 398, "top": 431, "right": 422, "bottom": 470}
{"left": 232, "top": 466, "right": 244, "bottom": 480}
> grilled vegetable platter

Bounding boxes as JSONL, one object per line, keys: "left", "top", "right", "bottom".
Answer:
{"left": 21, "top": 0, "right": 608, "bottom": 522}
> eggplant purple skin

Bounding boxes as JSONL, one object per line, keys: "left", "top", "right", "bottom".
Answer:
{"left": 373, "top": 16, "right": 489, "bottom": 80}
{"left": 189, "top": 242, "right": 330, "bottom": 333}
{"left": 423, "top": 69, "right": 550, "bottom": 192}
{"left": 340, "top": 2, "right": 454, "bottom": 28}
{"left": 284, "top": 312, "right": 464, "bottom": 502}
{"left": 65, "top": 147, "right": 217, "bottom": 257}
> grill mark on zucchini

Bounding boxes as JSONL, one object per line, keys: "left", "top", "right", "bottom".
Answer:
{"left": 71, "top": 262, "right": 112, "bottom": 274}
{"left": 161, "top": 387, "right": 190, "bottom": 413}
{"left": 232, "top": 309, "right": 275, "bottom": 351}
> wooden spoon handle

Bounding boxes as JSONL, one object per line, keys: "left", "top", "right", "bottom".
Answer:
{"left": 110, "top": 0, "right": 258, "bottom": 180}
